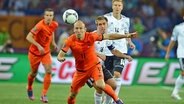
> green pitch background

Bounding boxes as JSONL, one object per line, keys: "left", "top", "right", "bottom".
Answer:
{"left": 0, "top": 83, "right": 184, "bottom": 104}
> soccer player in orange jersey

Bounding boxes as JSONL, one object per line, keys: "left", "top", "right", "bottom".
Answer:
{"left": 57, "top": 20, "right": 136, "bottom": 104}
{"left": 26, "top": 8, "right": 58, "bottom": 103}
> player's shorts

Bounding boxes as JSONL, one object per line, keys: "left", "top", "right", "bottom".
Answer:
{"left": 103, "top": 68, "right": 113, "bottom": 81}
{"left": 28, "top": 52, "right": 52, "bottom": 71}
{"left": 71, "top": 63, "right": 104, "bottom": 93}
{"left": 86, "top": 64, "right": 113, "bottom": 88}
{"left": 179, "top": 58, "right": 184, "bottom": 71}
{"left": 113, "top": 56, "right": 125, "bottom": 73}
{"left": 104, "top": 56, "right": 114, "bottom": 75}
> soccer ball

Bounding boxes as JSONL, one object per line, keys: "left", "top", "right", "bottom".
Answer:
{"left": 63, "top": 9, "right": 78, "bottom": 24}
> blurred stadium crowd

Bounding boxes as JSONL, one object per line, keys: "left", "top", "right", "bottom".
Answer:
{"left": 0, "top": 0, "right": 184, "bottom": 57}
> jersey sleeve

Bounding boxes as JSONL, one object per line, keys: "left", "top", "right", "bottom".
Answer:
{"left": 125, "top": 18, "right": 130, "bottom": 33}
{"left": 171, "top": 26, "right": 178, "bottom": 41}
{"left": 91, "top": 32, "right": 103, "bottom": 41}
{"left": 30, "top": 23, "right": 42, "bottom": 35}
{"left": 61, "top": 38, "right": 71, "bottom": 53}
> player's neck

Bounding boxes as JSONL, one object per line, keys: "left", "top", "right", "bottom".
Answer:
{"left": 113, "top": 13, "right": 121, "bottom": 20}
{"left": 44, "top": 20, "right": 51, "bottom": 25}
{"left": 76, "top": 34, "right": 84, "bottom": 40}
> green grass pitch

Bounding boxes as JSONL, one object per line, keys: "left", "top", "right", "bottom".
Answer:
{"left": 0, "top": 83, "right": 184, "bottom": 104}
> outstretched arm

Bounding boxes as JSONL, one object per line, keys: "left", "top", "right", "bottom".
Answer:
{"left": 103, "top": 32, "right": 137, "bottom": 40}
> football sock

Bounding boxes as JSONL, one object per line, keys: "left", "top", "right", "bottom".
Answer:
{"left": 42, "top": 73, "right": 51, "bottom": 95}
{"left": 102, "top": 84, "right": 118, "bottom": 102}
{"left": 172, "top": 75, "right": 184, "bottom": 95}
{"left": 115, "top": 78, "right": 122, "bottom": 95}
{"left": 104, "top": 93, "right": 113, "bottom": 104}
{"left": 27, "top": 74, "right": 35, "bottom": 90}
{"left": 67, "top": 96, "right": 76, "bottom": 104}
{"left": 94, "top": 91, "right": 102, "bottom": 104}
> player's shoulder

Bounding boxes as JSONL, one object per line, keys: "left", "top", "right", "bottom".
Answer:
{"left": 51, "top": 21, "right": 59, "bottom": 27}
{"left": 104, "top": 12, "right": 113, "bottom": 17}
{"left": 174, "top": 22, "right": 184, "bottom": 30}
{"left": 121, "top": 14, "right": 130, "bottom": 21}
{"left": 66, "top": 34, "right": 75, "bottom": 41}
{"left": 36, "top": 19, "right": 44, "bottom": 26}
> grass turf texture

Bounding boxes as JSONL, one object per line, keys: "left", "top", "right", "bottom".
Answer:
{"left": 0, "top": 83, "right": 184, "bottom": 104}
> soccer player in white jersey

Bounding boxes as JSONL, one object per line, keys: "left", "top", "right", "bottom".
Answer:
{"left": 165, "top": 16, "right": 184, "bottom": 100}
{"left": 92, "top": 16, "right": 134, "bottom": 104}
{"left": 103, "top": 0, "right": 135, "bottom": 101}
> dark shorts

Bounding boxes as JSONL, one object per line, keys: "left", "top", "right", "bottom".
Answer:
{"left": 104, "top": 56, "right": 114, "bottom": 75}
{"left": 113, "top": 56, "right": 125, "bottom": 73}
{"left": 103, "top": 67, "right": 113, "bottom": 81}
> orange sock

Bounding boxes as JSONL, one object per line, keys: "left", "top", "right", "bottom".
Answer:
{"left": 102, "top": 84, "right": 118, "bottom": 102}
{"left": 67, "top": 96, "right": 75, "bottom": 104}
{"left": 27, "top": 74, "right": 35, "bottom": 90}
{"left": 42, "top": 73, "right": 51, "bottom": 95}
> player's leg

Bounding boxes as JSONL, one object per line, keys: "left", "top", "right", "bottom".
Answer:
{"left": 104, "top": 77, "right": 117, "bottom": 104}
{"left": 27, "top": 52, "right": 41, "bottom": 100}
{"left": 113, "top": 56, "right": 125, "bottom": 96}
{"left": 103, "top": 56, "right": 116, "bottom": 104}
{"left": 93, "top": 84, "right": 103, "bottom": 104}
{"left": 171, "top": 58, "right": 184, "bottom": 100}
{"left": 93, "top": 68, "right": 114, "bottom": 104}
{"left": 92, "top": 64, "right": 123, "bottom": 104}
{"left": 40, "top": 53, "right": 52, "bottom": 103}
{"left": 68, "top": 70, "right": 88, "bottom": 104}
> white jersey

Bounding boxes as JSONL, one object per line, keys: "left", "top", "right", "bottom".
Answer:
{"left": 171, "top": 22, "right": 184, "bottom": 58}
{"left": 104, "top": 12, "right": 130, "bottom": 54}
{"left": 95, "top": 40, "right": 114, "bottom": 56}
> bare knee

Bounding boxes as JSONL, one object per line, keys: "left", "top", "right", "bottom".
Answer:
{"left": 30, "top": 70, "right": 37, "bottom": 77}
{"left": 43, "top": 64, "right": 52, "bottom": 74}
{"left": 95, "top": 79, "right": 105, "bottom": 89}
{"left": 106, "top": 79, "right": 117, "bottom": 90}
{"left": 114, "top": 71, "right": 121, "bottom": 78}
{"left": 69, "top": 92, "right": 78, "bottom": 99}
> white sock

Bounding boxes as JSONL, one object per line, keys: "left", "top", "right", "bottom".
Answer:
{"left": 172, "top": 75, "right": 184, "bottom": 95}
{"left": 104, "top": 93, "right": 113, "bottom": 104}
{"left": 115, "top": 78, "right": 122, "bottom": 95}
{"left": 94, "top": 91, "right": 102, "bottom": 104}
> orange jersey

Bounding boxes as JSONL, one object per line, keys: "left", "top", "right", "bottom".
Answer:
{"left": 29, "top": 19, "right": 58, "bottom": 55}
{"left": 62, "top": 32, "right": 103, "bottom": 71}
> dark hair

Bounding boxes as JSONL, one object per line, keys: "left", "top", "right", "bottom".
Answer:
{"left": 95, "top": 16, "right": 108, "bottom": 24}
{"left": 44, "top": 8, "right": 54, "bottom": 14}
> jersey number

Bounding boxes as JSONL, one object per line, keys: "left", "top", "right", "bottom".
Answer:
{"left": 115, "top": 28, "right": 119, "bottom": 32}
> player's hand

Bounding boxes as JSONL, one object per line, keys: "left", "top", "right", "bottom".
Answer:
{"left": 128, "top": 42, "right": 136, "bottom": 49}
{"left": 127, "top": 55, "right": 133, "bottom": 62}
{"left": 37, "top": 45, "right": 44, "bottom": 55}
{"left": 52, "top": 43, "right": 58, "bottom": 52}
{"left": 57, "top": 57, "right": 66, "bottom": 62}
{"left": 127, "top": 32, "right": 137, "bottom": 38}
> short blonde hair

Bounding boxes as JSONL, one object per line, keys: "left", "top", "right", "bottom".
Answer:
{"left": 112, "top": 0, "right": 123, "bottom": 3}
